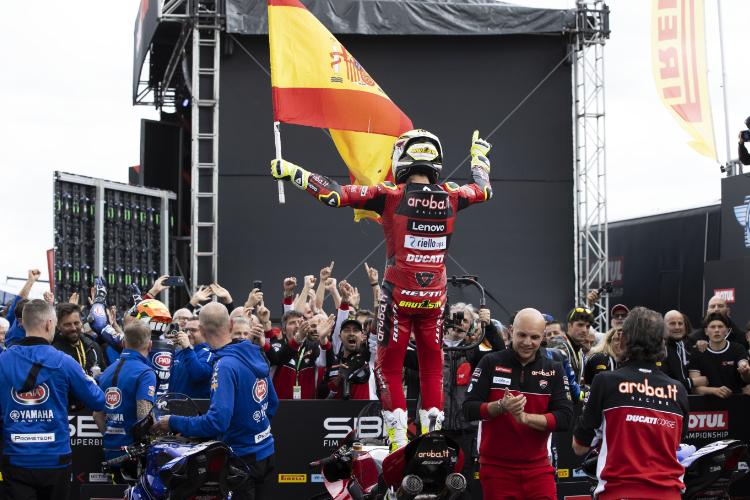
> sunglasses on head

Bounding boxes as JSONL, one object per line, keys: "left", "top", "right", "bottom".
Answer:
{"left": 569, "top": 307, "right": 592, "bottom": 322}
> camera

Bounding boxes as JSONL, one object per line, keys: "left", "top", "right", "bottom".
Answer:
{"left": 741, "top": 130, "right": 750, "bottom": 142}
{"left": 165, "top": 321, "right": 180, "bottom": 338}
{"left": 597, "top": 281, "right": 613, "bottom": 295}
{"left": 444, "top": 310, "right": 465, "bottom": 332}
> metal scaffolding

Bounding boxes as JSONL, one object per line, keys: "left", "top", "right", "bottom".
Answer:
{"left": 134, "top": 0, "right": 224, "bottom": 293}
{"left": 573, "top": 1, "right": 610, "bottom": 331}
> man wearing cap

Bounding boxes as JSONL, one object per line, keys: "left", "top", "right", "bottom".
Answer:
{"left": 610, "top": 304, "right": 629, "bottom": 329}
{"left": 549, "top": 308, "right": 594, "bottom": 389}
{"left": 688, "top": 295, "right": 748, "bottom": 350}
{"left": 318, "top": 317, "right": 375, "bottom": 400}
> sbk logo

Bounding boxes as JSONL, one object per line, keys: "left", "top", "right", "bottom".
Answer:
{"left": 415, "top": 272, "right": 434, "bottom": 288}
{"left": 12, "top": 384, "right": 50, "bottom": 406}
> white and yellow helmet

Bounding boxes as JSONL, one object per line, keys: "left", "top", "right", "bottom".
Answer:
{"left": 391, "top": 129, "right": 443, "bottom": 184}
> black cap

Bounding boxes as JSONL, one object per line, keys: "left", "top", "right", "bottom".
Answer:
{"left": 340, "top": 318, "right": 363, "bottom": 332}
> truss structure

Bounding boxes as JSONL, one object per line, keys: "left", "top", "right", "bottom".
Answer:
{"left": 572, "top": 1, "right": 610, "bottom": 331}
{"left": 133, "top": 0, "right": 224, "bottom": 293}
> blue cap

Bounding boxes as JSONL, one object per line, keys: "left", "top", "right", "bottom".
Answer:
{"left": 541, "top": 314, "right": 554, "bottom": 322}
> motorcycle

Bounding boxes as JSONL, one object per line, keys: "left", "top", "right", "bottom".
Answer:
{"left": 577, "top": 440, "right": 749, "bottom": 500}
{"left": 309, "top": 402, "right": 467, "bottom": 500}
{"left": 102, "top": 393, "right": 249, "bottom": 500}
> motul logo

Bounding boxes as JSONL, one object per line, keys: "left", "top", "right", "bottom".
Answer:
{"left": 713, "top": 289, "right": 735, "bottom": 303}
{"left": 407, "top": 195, "right": 447, "bottom": 210}
{"left": 688, "top": 412, "right": 728, "bottom": 431}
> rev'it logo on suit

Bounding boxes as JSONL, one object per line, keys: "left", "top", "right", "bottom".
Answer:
{"left": 415, "top": 272, "right": 434, "bottom": 288}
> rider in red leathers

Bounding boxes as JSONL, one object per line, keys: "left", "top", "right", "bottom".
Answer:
{"left": 272, "top": 130, "right": 492, "bottom": 449}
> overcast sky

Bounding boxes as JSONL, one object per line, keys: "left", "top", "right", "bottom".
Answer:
{"left": 1, "top": 0, "right": 748, "bottom": 284}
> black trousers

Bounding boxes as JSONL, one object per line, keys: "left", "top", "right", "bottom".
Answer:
{"left": 232, "top": 454, "right": 276, "bottom": 500}
{"left": 443, "top": 430, "right": 478, "bottom": 500}
{"left": 3, "top": 464, "right": 72, "bottom": 500}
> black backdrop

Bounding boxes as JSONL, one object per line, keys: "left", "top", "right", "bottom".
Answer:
{"left": 216, "top": 33, "right": 574, "bottom": 322}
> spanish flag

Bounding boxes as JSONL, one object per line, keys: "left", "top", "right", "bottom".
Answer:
{"left": 268, "top": 0, "right": 413, "bottom": 221}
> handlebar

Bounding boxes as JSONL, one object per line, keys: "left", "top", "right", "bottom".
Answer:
{"left": 104, "top": 453, "right": 132, "bottom": 467}
{"left": 309, "top": 455, "right": 338, "bottom": 469}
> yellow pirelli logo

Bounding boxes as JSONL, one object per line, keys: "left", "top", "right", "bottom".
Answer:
{"left": 279, "top": 474, "right": 306, "bottom": 483}
{"left": 557, "top": 469, "right": 569, "bottom": 478}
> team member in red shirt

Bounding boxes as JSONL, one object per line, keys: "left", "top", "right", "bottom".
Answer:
{"left": 273, "top": 130, "right": 492, "bottom": 449}
{"left": 573, "top": 307, "right": 689, "bottom": 500}
{"left": 463, "top": 308, "right": 573, "bottom": 500}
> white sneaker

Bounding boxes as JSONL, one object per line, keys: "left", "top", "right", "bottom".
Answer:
{"left": 383, "top": 408, "right": 408, "bottom": 452}
{"left": 419, "top": 407, "right": 444, "bottom": 435}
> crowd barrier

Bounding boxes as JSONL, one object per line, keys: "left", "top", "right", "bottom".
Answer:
{"left": 1, "top": 395, "right": 747, "bottom": 500}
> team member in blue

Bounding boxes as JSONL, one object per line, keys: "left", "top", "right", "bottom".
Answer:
{"left": 93, "top": 321, "right": 157, "bottom": 483}
{"left": 170, "top": 315, "right": 213, "bottom": 398}
{"left": 151, "top": 302, "right": 278, "bottom": 500}
{"left": 0, "top": 299, "right": 105, "bottom": 500}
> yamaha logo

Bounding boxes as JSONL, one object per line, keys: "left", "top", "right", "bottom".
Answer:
{"left": 105, "top": 387, "right": 122, "bottom": 409}
{"left": 253, "top": 378, "right": 268, "bottom": 403}
{"left": 10, "top": 410, "right": 19, "bottom": 421}
{"left": 12, "top": 384, "right": 50, "bottom": 406}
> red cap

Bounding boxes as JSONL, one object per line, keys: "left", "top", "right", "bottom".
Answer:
{"left": 611, "top": 304, "right": 629, "bottom": 315}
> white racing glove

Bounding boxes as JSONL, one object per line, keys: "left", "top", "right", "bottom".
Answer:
{"left": 271, "top": 159, "right": 310, "bottom": 190}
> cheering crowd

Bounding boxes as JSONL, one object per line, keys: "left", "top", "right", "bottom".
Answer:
{"left": 1, "top": 264, "right": 749, "bottom": 500}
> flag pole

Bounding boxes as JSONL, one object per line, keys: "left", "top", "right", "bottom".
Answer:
{"left": 274, "top": 121, "right": 286, "bottom": 204}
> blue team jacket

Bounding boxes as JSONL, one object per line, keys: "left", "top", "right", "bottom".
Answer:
{"left": 170, "top": 343, "right": 213, "bottom": 399}
{"left": 170, "top": 339, "right": 278, "bottom": 460}
{"left": 4, "top": 295, "right": 23, "bottom": 348}
{"left": 0, "top": 337, "right": 106, "bottom": 467}
{"left": 98, "top": 350, "right": 157, "bottom": 460}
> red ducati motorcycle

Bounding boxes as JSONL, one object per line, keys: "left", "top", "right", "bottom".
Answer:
{"left": 309, "top": 402, "right": 467, "bottom": 500}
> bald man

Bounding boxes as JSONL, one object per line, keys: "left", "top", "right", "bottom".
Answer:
{"left": 659, "top": 311, "right": 708, "bottom": 392}
{"left": 463, "top": 308, "right": 573, "bottom": 500}
{"left": 151, "top": 302, "right": 278, "bottom": 500}
{"left": 688, "top": 296, "right": 748, "bottom": 350}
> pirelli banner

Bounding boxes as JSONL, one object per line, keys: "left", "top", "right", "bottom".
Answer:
{"left": 2, "top": 397, "right": 748, "bottom": 500}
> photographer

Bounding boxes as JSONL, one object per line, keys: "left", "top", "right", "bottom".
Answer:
{"left": 413, "top": 303, "right": 503, "bottom": 500}
{"left": 738, "top": 116, "right": 750, "bottom": 165}
{"left": 170, "top": 315, "right": 213, "bottom": 399}
{"left": 573, "top": 308, "right": 689, "bottom": 500}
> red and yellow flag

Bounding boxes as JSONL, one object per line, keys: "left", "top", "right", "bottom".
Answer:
{"left": 268, "top": 0, "right": 413, "bottom": 221}
{"left": 651, "top": 0, "right": 717, "bottom": 161}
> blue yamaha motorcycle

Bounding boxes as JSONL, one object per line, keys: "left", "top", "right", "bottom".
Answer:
{"left": 102, "top": 393, "right": 249, "bottom": 500}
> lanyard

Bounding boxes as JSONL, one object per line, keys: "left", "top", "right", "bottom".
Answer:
{"left": 74, "top": 342, "right": 87, "bottom": 369}
{"left": 565, "top": 335, "right": 583, "bottom": 381}
{"left": 295, "top": 345, "right": 307, "bottom": 386}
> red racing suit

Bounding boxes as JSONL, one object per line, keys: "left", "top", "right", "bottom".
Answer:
{"left": 301, "top": 167, "right": 491, "bottom": 412}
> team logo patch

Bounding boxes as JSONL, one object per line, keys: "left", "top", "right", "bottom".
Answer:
{"left": 539, "top": 380, "right": 547, "bottom": 389}
{"left": 253, "top": 378, "right": 268, "bottom": 404}
{"left": 473, "top": 368, "right": 482, "bottom": 377}
{"left": 105, "top": 387, "right": 122, "bottom": 409}
{"left": 11, "top": 384, "right": 50, "bottom": 406}
{"left": 493, "top": 377, "right": 511, "bottom": 385}
{"left": 415, "top": 272, "right": 434, "bottom": 288}
{"left": 152, "top": 352, "right": 173, "bottom": 371}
